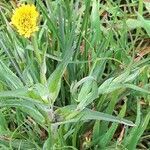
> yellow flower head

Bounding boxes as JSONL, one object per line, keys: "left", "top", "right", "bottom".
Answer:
{"left": 11, "top": 4, "right": 39, "bottom": 38}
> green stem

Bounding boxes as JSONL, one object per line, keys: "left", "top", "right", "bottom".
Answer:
{"left": 40, "top": 51, "right": 47, "bottom": 84}
{"left": 136, "top": 0, "right": 143, "bottom": 35}
{"left": 31, "top": 34, "right": 42, "bottom": 64}
{"left": 138, "top": 0, "right": 143, "bottom": 15}
{"left": 32, "top": 34, "right": 46, "bottom": 84}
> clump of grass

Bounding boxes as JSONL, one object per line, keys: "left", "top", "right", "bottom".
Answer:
{"left": 0, "top": 0, "right": 150, "bottom": 149}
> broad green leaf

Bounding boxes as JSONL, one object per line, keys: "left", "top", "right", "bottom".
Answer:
{"left": 0, "top": 99, "right": 45, "bottom": 124}
{"left": 47, "top": 63, "right": 67, "bottom": 105}
{"left": 98, "top": 77, "right": 122, "bottom": 94}
{"left": 77, "top": 81, "right": 98, "bottom": 110}
{"left": 70, "top": 76, "right": 95, "bottom": 95}
{"left": 124, "top": 84, "right": 150, "bottom": 94}
{"left": 55, "top": 105, "right": 135, "bottom": 126}
{"left": 0, "top": 60, "right": 23, "bottom": 89}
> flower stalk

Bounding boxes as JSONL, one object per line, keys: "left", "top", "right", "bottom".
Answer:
{"left": 32, "top": 34, "right": 47, "bottom": 84}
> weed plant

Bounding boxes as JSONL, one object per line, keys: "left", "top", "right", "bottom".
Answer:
{"left": 0, "top": 0, "right": 150, "bottom": 149}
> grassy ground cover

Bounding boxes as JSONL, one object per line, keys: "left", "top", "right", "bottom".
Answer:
{"left": 0, "top": 0, "right": 150, "bottom": 149}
